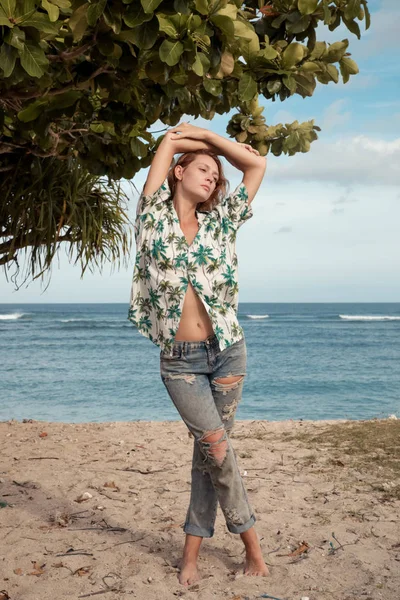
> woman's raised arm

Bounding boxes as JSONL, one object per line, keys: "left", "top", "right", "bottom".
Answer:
{"left": 143, "top": 133, "right": 219, "bottom": 197}
{"left": 168, "top": 123, "right": 267, "bottom": 205}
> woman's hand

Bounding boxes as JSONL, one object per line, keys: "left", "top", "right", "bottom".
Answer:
{"left": 168, "top": 122, "right": 209, "bottom": 141}
{"left": 168, "top": 122, "right": 261, "bottom": 157}
{"left": 239, "top": 143, "right": 260, "bottom": 157}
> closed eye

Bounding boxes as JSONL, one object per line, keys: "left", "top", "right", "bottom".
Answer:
{"left": 200, "top": 168, "right": 217, "bottom": 183}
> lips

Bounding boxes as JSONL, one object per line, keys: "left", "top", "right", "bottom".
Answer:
{"left": 201, "top": 185, "right": 210, "bottom": 192}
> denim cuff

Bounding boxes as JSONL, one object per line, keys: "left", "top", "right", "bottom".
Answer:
{"left": 183, "top": 522, "right": 215, "bottom": 538}
{"left": 226, "top": 513, "right": 256, "bottom": 535}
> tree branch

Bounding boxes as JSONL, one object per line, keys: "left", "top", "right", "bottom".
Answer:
{"left": 47, "top": 42, "right": 96, "bottom": 62}
{"left": 2, "top": 67, "right": 112, "bottom": 102}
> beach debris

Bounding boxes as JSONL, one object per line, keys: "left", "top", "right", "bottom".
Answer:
{"left": 49, "top": 510, "right": 72, "bottom": 527}
{"left": 259, "top": 594, "right": 286, "bottom": 600}
{"left": 0, "top": 501, "right": 8, "bottom": 508}
{"left": 75, "top": 492, "right": 93, "bottom": 503}
{"left": 74, "top": 566, "right": 92, "bottom": 577}
{"left": 39, "top": 432, "right": 48, "bottom": 438}
{"left": 78, "top": 572, "right": 124, "bottom": 597}
{"left": 103, "top": 481, "right": 120, "bottom": 491}
{"left": 388, "top": 414, "right": 397, "bottom": 420}
{"left": 301, "top": 597, "right": 310, "bottom": 600}
{"left": 147, "top": 576, "right": 153, "bottom": 583}
{"left": 28, "top": 561, "right": 46, "bottom": 576}
{"left": 0, "top": 591, "right": 10, "bottom": 600}
{"left": 277, "top": 541, "right": 310, "bottom": 557}
{"left": 55, "top": 547, "right": 94, "bottom": 557}
{"left": 13, "top": 479, "right": 40, "bottom": 489}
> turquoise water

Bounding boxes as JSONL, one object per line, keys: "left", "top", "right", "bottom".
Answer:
{"left": 0, "top": 303, "right": 399, "bottom": 423}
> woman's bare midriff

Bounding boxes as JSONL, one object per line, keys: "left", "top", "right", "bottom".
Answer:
{"left": 174, "top": 282, "right": 214, "bottom": 341}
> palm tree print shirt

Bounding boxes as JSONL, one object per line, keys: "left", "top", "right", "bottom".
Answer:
{"left": 128, "top": 177, "right": 253, "bottom": 356}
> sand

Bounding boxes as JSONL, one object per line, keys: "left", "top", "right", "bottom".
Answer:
{"left": 0, "top": 417, "right": 399, "bottom": 600}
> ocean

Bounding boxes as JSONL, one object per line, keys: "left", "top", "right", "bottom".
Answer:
{"left": 0, "top": 303, "right": 399, "bottom": 423}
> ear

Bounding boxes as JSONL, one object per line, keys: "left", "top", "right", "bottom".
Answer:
{"left": 174, "top": 165, "right": 183, "bottom": 181}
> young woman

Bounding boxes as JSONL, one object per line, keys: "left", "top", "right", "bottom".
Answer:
{"left": 128, "top": 122, "right": 268, "bottom": 586}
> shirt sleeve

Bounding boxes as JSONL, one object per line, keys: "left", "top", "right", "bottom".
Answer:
{"left": 134, "top": 177, "right": 170, "bottom": 243}
{"left": 218, "top": 181, "right": 254, "bottom": 230}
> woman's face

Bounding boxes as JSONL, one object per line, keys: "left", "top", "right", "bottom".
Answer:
{"left": 175, "top": 155, "right": 219, "bottom": 202}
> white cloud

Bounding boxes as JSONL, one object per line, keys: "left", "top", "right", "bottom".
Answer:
{"left": 267, "top": 135, "right": 400, "bottom": 186}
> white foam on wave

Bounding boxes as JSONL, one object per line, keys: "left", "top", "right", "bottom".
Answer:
{"left": 246, "top": 314, "right": 269, "bottom": 320}
{"left": 339, "top": 315, "right": 400, "bottom": 321}
{"left": 0, "top": 312, "right": 26, "bottom": 320}
{"left": 60, "top": 318, "right": 91, "bottom": 323}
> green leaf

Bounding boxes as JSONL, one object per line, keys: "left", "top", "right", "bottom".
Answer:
{"left": 326, "top": 64, "right": 339, "bottom": 83}
{"left": 123, "top": 4, "right": 152, "bottom": 27}
{"left": 19, "top": 42, "right": 48, "bottom": 77}
{"left": 140, "top": 0, "right": 162, "bottom": 14}
{"left": 159, "top": 39, "right": 183, "bottom": 66}
{"left": 0, "top": 0, "right": 16, "bottom": 18}
{"left": 281, "top": 42, "right": 307, "bottom": 69}
{"left": 203, "top": 78, "right": 222, "bottom": 96}
{"left": 361, "top": 0, "right": 370, "bottom": 30}
{"left": 13, "top": 0, "right": 36, "bottom": 22}
{"left": 0, "top": 15, "right": 13, "bottom": 26}
{"left": 49, "top": 91, "right": 81, "bottom": 109}
{"left": 342, "top": 16, "right": 361, "bottom": 39}
{"left": 266, "top": 78, "right": 282, "bottom": 94}
{"left": 90, "top": 123, "right": 104, "bottom": 133}
{"left": 42, "top": 0, "right": 59, "bottom": 22}
{"left": 286, "top": 14, "right": 310, "bottom": 34}
{"left": 19, "top": 11, "right": 59, "bottom": 34}
{"left": 157, "top": 14, "right": 178, "bottom": 38}
{"left": 344, "top": 0, "right": 361, "bottom": 21}
{"left": 17, "top": 99, "right": 47, "bottom": 121}
{"left": 323, "top": 39, "right": 348, "bottom": 63}
{"left": 283, "top": 74, "right": 296, "bottom": 94}
{"left": 4, "top": 26, "right": 25, "bottom": 50}
{"left": 127, "top": 17, "right": 159, "bottom": 49}
{"left": 68, "top": 3, "right": 88, "bottom": 41}
{"left": 130, "top": 136, "right": 147, "bottom": 158}
{"left": 0, "top": 42, "right": 17, "bottom": 77}
{"left": 192, "top": 52, "right": 204, "bottom": 76}
{"left": 292, "top": 72, "right": 316, "bottom": 97}
{"left": 87, "top": 0, "right": 107, "bottom": 26}
{"left": 103, "top": 5, "right": 121, "bottom": 34}
{"left": 210, "top": 14, "right": 234, "bottom": 36}
{"left": 214, "top": 4, "right": 237, "bottom": 20}
{"left": 238, "top": 72, "right": 257, "bottom": 102}
{"left": 298, "top": 0, "right": 318, "bottom": 15}
{"left": 308, "top": 41, "right": 327, "bottom": 60}
{"left": 339, "top": 56, "right": 359, "bottom": 83}
{"left": 51, "top": 0, "right": 71, "bottom": 7}
{"left": 195, "top": 0, "right": 208, "bottom": 16}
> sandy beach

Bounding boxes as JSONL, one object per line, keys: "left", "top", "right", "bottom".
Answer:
{"left": 0, "top": 417, "right": 399, "bottom": 600}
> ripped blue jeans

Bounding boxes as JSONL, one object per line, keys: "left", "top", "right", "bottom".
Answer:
{"left": 160, "top": 333, "right": 256, "bottom": 538}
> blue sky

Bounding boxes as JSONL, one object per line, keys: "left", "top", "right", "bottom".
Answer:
{"left": 2, "top": 0, "right": 399, "bottom": 303}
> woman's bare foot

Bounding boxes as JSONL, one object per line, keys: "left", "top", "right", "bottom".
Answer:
{"left": 178, "top": 533, "right": 203, "bottom": 586}
{"left": 243, "top": 554, "right": 270, "bottom": 576}
{"left": 178, "top": 559, "right": 201, "bottom": 586}
{"left": 237, "top": 526, "right": 269, "bottom": 577}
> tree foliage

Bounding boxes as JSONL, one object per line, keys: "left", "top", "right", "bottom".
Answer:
{"left": 0, "top": 155, "right": 132, "bottom": 287}
{"left": 0, "top": 0, "right": 370, "bottom": 283}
